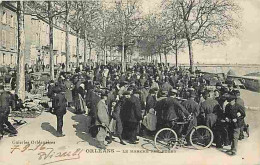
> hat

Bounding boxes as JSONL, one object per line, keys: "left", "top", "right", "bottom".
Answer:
{"left": 144, "top": 82, "right": 150, "bottom": 88}
{"left": 228, "top": 94, "right": 237, "bottom": 101}
{"left": 231, "top": 89, "right": 240, "bottom": 96}
{"left": 80, "top": 83, "right": 85, "bottom": 89}
{"left": 133, "top": 88, "right": 141, "bottom": 95}
{"left": 169, "top": 89, "right": 178, "bottom": 96}
{"left": 94, "top": 82, "right": 100, "bottom": 86}
{"left": 100, "top": 91, "right": 108, "bottom": 97}
{"left": 222, "top": 87, "right": 229, "bottom": 94}
{"left": 153, "top": 87, "right": 159, "bottom": 92}
{"left": 161, "top": 90, "right": 168, "bottom": 97}
{"left": 122, "top": 91, "right": 131, "bottom": 96}
{"left": 149, "top": 89, "right": 156, "bottom": 94}
{"left": 203, "top": 90, "right": 210, "bottom": 97}
{"left": 216, "top": 82, "right": 222, "bottom": 87}
{"left": 128, "top": 86, "right": 134, "bottom": 91}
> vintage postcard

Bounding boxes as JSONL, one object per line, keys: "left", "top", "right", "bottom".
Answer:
{"left": 0, "top": 0, "right": 259, "bottom": 165}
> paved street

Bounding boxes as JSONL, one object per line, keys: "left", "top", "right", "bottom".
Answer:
{"left": 0, "top": 90, "right": 260, "bottom": 165}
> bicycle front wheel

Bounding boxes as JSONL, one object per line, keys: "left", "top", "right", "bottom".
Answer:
{"left": 189, "top": 125, "right": 214, "bottom": 150}
{"left": 154, "top": 128, "right": 178, "bottom": 152}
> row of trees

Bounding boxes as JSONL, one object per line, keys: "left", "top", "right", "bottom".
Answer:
{"left": 14, "top": 0, "right": 241, "bottom": 100}
{"left": 138, "top": 0, "right": 241, "bottom": 72}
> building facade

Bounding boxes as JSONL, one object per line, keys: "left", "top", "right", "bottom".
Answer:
{"left": 0, "top": 2, "right": 86, "bottom": 68}
{"left": 0, "top": 2, "right": 17, "bottom": 68}
{"left": 24, "top": 13, "right": 85, "bottom": 67}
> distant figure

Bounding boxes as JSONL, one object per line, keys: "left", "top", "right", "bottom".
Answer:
{"left": 62, "top": 63, "right": 65, "bottom": 71}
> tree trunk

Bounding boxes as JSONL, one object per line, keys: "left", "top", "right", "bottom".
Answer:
{"left": 48, "top": 2, "right": 54, "bottom": 80}
{"left": 159, "top": 50, "right": 162, "bottom": 63}
{"left": 84, "top": 33, "right": 87, "bottom": 64}
{"left": 175, "top": 49, "right": 178, "bottom": 67}
{"left": 89, "top": 47, "right": 92, "bottom": 61}
{"left": 65, "top": 2, "right": 70, "bottom": 72}
{"left": 164, "top": 47, "right": 167, "bottom": 65}
{"left": 76, "top": 31, "right": 79, "bottom": 68}
{"left": 88, "top": 40, "right": 92, "bottom": 60}
{"left": 187, "top": 37, "right": 194, "bottom": 73}
{"left": 109, "top": 46, "right": 112, "bottom": 62}
{"left": 104, "top": 45, "right": 107, "bottom": 65}
{"left": 16, "top": 1, "right": 25, "bottom": 101}
{"left": 121, "top": 35, "right": 125, "bottom": 72}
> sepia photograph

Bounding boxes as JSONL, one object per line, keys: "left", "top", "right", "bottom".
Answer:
{"left": 0, "top": 0, "right": 259, "bottom": 165}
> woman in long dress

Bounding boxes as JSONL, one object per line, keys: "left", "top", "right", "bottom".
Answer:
{"left": 64, "top": 77, "right": 73, "bottom": 107}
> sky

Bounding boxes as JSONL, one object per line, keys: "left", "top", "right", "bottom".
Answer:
{"left": 140, "top": 0, "right": 260, "bottom": 64}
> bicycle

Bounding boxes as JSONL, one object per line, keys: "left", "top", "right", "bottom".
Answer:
{"left": 154, "top": 115, "right": 214, "bottom": 152}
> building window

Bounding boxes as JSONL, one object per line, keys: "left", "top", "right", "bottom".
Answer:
{"left": 36, "top": 33, "right": 39, "bottom": 44}
{"left": 3, "top": 53, "right": 5, "bottom": 64}
{"left": 2, "top": 11, "right": 7, "bottom": 24}
{"left": 2, "top": 30, "right": 6, "bottom": 48}
{"left": 11, "top": 54, "right": 13, "bottom": 64}
{"left": 10, "top": 15, "right": 14, "bottom": 27}
{"left": 10, "top": 32, "right": 14, "bottom": 49}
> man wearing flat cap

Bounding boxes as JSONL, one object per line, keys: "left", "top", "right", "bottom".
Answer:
{"left": 225, "top": 94, "right": 245, "bottom": 155}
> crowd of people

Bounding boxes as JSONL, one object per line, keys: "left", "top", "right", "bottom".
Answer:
{"left": 0, "top": 62, "right": 248, "bottom": 156}
{"left": 46, "top": 63, "right": 248, "bottom": 155}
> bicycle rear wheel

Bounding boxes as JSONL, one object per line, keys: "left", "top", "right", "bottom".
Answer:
{"left": 154, "top": 128, "right": 178, "bottom": 152}
{"left": 189, "top": 125, "right": 214, "bottom": 150}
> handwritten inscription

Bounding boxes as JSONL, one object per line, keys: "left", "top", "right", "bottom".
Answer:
{"left": 10, "top": 143, "right": 83, "bottom": 165}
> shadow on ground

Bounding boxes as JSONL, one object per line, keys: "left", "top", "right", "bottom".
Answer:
{"left": 68, "top": 108, "right": 99, "bottom": 148}
{"left": 41, "top": 122, "right": 59, "bottom": 137}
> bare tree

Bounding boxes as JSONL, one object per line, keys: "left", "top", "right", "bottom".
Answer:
{"left": 162, "top": 0, "right": 241, "bottom": 72}
{"left": 180, "top": 0, "right": 240, "bottom": 72}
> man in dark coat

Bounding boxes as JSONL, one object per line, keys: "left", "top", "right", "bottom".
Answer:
{"left": 47, "top": 80, "right": 55, "bottom": 113}
{"left": 111, "top": 100, "right": 126, "bottom": 145}
{"left": 88, "top": 89, "right": 101, "bottom": 126}
{"left": 95, "top": 91, "right": 110, "bottom": 149}
{"left": 164, "top": 89, "right": 190, "bottom": 136}
{"left": 145, "top": 89, "right": 157, "bottom": 115}
{"left": 181, "top": 90, "right": 200, "bottom": 135}
{"left": 200, "top": 91, "right": 222, "bottom": 129}
{"left": 121, "top": 90, "right": 142, "bottom": 144}
{"left": 0, "top": 86, "right": 17, "bottom": 138}
{"left": 154, "top": 90, "right": 168, "bottom": 129}
{"left": 53, "top": 87, "right": 67, "bottom": 137}
{"left": 225, "top": 95, "right": 246, "bottom": 155}
{"left": 233, "top": 90, "right": 247, "bottom": 140}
